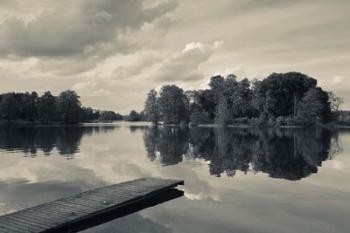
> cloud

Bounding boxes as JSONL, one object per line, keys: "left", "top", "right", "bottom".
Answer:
{"left": 112, "top": 51, "right": 162, "bottom": 79}
{"left": 72, "top": 81, "right": 113, "bottom": 102}
{"left": 332, "top": 76, "right": 345, "bottom": 84}
{"left": 153, "top": 41, "right": 223, "bottom": 82}
{"left": 0, "top": 0, "right": 178, "bottom": 74}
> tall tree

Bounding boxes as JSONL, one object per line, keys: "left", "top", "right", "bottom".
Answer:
{"left": 255, "top": 72, "right": 317, "bottom": 117}
{"left": 19, "top": 92, "right": 38, "bottom": 121}
{"left": 0, "top": 94, "right": 20, "bottom": 122}
{"left": 298, "top": 88, "right": 331, "bottom": 124}
{"left": 158, "top": 85, "right": 189, "bottom": 124}
{"left": 327, "top": 92, "right": 343, "bottom": 112}
{"left": 36, "top": 91, "right": 57, "bottom": 123}
{"left": 215, "top": 95, "right": 230, "bottom": 125}
{"left": 144, "top": 89, "right": 159, "bottom": 124}
{"left": 229, "top": 78, "right": 252, "bottom": 118}
{"left": 56, "top": 90, "right": 82, "bottom": 124}
{"left": 209, "top": 75, "right": 225, "bottom": 104}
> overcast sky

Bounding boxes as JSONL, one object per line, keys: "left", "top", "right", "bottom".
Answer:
{"left": 0, "top": 0, "right": 349, "bottom": 113}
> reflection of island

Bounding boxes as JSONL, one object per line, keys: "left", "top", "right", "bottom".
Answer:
{"left": 0, "top": 126, "right": 117, "bottom": 157}
{"left": 144, "top": 126, "right": 340, "bottom": 180}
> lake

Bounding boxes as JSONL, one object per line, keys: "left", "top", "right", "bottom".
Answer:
{"left": 0, "top": 123, "right": 349, "bottom": 233}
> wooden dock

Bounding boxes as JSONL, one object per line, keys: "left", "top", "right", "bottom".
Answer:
{"left": 0, "top": 177, "right": 184, "bottom": 233}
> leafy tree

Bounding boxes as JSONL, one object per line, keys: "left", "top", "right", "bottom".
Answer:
{"left": 209, "top": 75, "right": 225, "bottom": 104}
{"left": 0, "top": 94, "right": 20, "bottom": 122}
{"left": 36, "top": 91, "right": 57, "bottom": 123}
{"left": 327, "top": 92, "right": 343, "bottom": 112}
{"left": 144, "top": 89, "right": 159, "bottom": 124}
{"left": 215, "top": 95, "right": 230, "bottom": 125}
{"left": 81, "top": 107, "right": 94, "bottom": 122}
{"left": 198, "top": 90, "right": 216, "bottom": 121}
{"left": 255, "top": 72, "right": 317, "bottom": 117}
{"left": 127, "top": 110, "right": 142, "bottom": 121}
{"left": 229, "top": 78, "right": 252, "bottom": 118}
{"left": 56, "top": 90, "right": 82, "bottom": 124}
{"left": 190, "top": 110, "right": 210, "bottom": 125}
{"left": 97, "top": 110, "right": 121, "bottom": 122}
{"left": 298, "top": 88, "right": 331, "bottom": 125}
{"left": 158, "top": 85, "right": 189, "bottom": 124}
{"left": 19, "top": 92, "right": 38, "bottom": 121}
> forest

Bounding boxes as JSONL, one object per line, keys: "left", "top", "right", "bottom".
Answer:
{"left": 144, "top": 72, "right": 348, "bottom": 127}
{"left": 0, "top": 90, "right": 123, "bottom": 124}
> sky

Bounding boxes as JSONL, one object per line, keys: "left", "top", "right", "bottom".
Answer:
{"left": 0, "top": 0, "right": 349, "bottom": 113}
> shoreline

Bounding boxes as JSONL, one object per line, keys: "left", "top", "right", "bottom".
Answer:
{"left": 1, "top": 120, "right": 350, "bottom": 129}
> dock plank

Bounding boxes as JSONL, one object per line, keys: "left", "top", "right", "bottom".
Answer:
{"left": 0, "top": 177, "right": 183, "bottom": 233}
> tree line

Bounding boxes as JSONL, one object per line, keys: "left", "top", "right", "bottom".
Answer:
{"left": 144, "top": 72, "right": 345, "bottom": 126}
{"left": 0, "top": 90, "right": 125, "bottom": 124}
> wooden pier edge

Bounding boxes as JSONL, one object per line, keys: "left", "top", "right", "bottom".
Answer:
{"left": 0, "top": 177, "right": 184, "bottom": 233}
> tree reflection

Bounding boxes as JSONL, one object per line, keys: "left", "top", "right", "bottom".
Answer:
{"left": 143, "top": 126, "right": 340, "bottom": 180}
{"left": 144, "top": 126, "right": 189, "bottom": 165}
{"left": 0, "top": 126, "right": 116, "bottom": 158}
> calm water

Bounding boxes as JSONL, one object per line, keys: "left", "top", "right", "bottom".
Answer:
{"left": 0, "top": 123, "right": 349, "bottom": 233}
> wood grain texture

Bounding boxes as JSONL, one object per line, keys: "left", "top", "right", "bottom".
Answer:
{"left": 0, "top": 177, "right": 184, "bottom": 233}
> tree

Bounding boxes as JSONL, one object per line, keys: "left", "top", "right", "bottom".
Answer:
{"left": 19, "top": 92, "right": 38, "bottom": 121}
{"left": 209, "top": 75, "right": 225, "bottom": 104}
{"left": 158, "top": 85, "right": 189, "bottom": 124}
{"left": 327, "top": 92, "right": 343, "bottom": 112}
{"left": 128, "top": 110, "right": 142, "bottom": 121}
{"left": 190, "top": 110, "right": 210, "bottom": 125}
{"left": 255, "top": 72, "right": 317, "bottom": 117}
{"left": 56, "top": 90, "right": 82, "bottom": 124}
{"left": 215, "top": 95, "right": 230, "bottom": 125}
{"left": 229, "top": 78, "right": 252, "bottom": 118}
{"left": 198, "top": 90, "right": 216, "bottom": 121}
{"left": 36, "top": 91, "right": 57, "bottom": 123}
{"left": 144, "top": 89, "right": 159, "bottom": 124}
{"left": 298, "top": 88, "right": 331, "bottom": 125}
{"left": 81, "top": 107, "right": 94, "bottom": 122}
{"left": 0, "top": 94, "right": 20, "bottom": 122}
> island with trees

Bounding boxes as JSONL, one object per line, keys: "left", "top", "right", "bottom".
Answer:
{"left": 0, "top": 72, "right": 348, "bottom": 127}
{"left": 144, "top": 72, "right": 349, "bottom": 127}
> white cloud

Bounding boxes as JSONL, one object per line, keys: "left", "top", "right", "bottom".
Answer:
{"left": 333, "top": 76, "right": 345, "bottom": 84}
{"left": 153, "top": 41, "right": 223, "bottom": 82}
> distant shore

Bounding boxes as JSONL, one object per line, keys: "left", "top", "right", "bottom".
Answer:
{"left": 1, "top": 119, "right": 350, "bottom": 129}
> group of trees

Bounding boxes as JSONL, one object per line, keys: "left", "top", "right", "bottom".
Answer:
{"left": 144, "top": 72, "right": 341, "bottom": 126}
{"left": 0, "top": 90, "right": 122, "bottom": 124}
{"left": 124, "top": 110, "right": 145, "bottom": 122}
{"left": 144, "top": 85, "right": 189, "bottom": 125}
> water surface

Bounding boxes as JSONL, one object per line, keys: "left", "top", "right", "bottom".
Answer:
{"left": 0, "top": 123, "right": 349, "bottom": 233}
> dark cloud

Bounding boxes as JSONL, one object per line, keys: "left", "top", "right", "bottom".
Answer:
{"left": 0, "top": 0, "right": 177, "bottom": 58}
